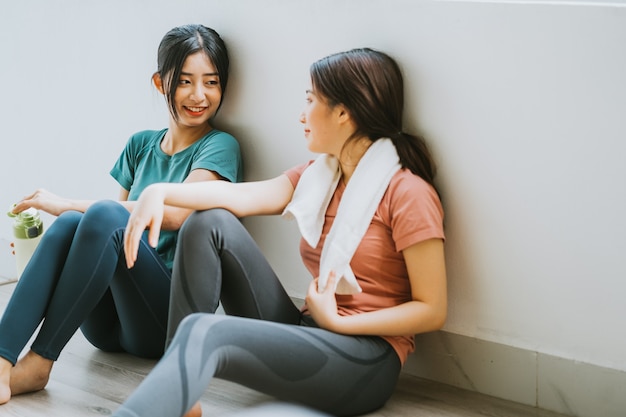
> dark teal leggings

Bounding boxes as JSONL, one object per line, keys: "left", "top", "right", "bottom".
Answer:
{"left": 0, "top": 200, "right": 171, "bottom": 364}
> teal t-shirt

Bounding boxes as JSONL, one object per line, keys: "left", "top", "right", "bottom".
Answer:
{"left": 110, "top": 128, "right": 242, "bottom": 268}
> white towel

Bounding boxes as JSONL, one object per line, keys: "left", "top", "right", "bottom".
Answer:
{"left": 283, "top": 138, "right": 401, "bottom": 294}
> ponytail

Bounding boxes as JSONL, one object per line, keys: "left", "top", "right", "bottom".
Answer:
{"left": 388, "top": 132, "right": 437, "bottom": 191}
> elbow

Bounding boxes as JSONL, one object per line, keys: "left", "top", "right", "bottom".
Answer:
{"left": 409, "top": 302, "right": 447, "bottom": 334}
{"left": 426, "top": 301, "right": 447, "bottom": 332}
{"left": 431, "top": 309, "right": 447, "bottom": 331}
{"left": 429, "top": 290, "right": 448, "bottom": 331}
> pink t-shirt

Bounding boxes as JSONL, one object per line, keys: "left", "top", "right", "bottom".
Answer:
{"left": 285, "top": 162, "right": 445, "bottom": 364}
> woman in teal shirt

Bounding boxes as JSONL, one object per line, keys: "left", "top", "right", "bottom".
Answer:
{"left": 0, "top": 24, "right": 242, "bottom": 404}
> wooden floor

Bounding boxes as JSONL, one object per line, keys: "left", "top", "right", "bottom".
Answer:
{"left": 0, "top": 281, "right": 572, "bottom": 417}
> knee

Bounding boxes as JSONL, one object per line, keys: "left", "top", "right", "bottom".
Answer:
{"left": 53, "top": 210, "right": 82, "bottom": 229}
{"left": 84, "top": 200, "right": 125, "bottom": 220}
{"left": 176, "top": 313, "right": 221, "bottom": 338}
{"left": 179, "top": 208, "right": 238, "bottom": 238}
{"left": 179, "top": 312, "right": 207, "bottom": 329}
{"left": 172, "top": 313, "right": 207, "bottom": 344}
{"left": 80, "top": 200, "right": 127, "bottom": 232}
{"left": 43, "top": 211, "right": 82, "bottom": 242}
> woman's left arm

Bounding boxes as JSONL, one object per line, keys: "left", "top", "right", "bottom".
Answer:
{"left": 306, "top": 238, "right": 447, "bottom": 336}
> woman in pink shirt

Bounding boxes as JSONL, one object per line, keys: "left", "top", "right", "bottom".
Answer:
{"left": 116, "top": 47, "right": 447, "bottom": 417}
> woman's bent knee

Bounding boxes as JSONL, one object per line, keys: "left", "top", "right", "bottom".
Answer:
{"left": 182, "top": 208, "right": 237, "bottom": 230}
{"left": 83, "top": 200, "right": 127, "bottom": 221}
{"left": 79, "top": 200, "right": 128, "bottom": 236}
{"left": 178, "top": 209, "right": 239, "bottom": 244}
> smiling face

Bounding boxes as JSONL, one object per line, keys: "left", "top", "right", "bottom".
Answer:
{"left": 154, "top": 51, "right": 222, "bottom": 129}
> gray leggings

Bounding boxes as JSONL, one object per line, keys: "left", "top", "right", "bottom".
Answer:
{"left": 114, "top": 209, "right": 401, "bottom": 417}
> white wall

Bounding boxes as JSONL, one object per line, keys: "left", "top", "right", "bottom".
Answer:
{"left": 1, "top": 0, "right": 624, "bottom": 377}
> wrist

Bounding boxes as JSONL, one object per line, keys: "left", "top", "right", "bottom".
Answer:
{"left": 323, "top": 312, "right": 346, "bottom": 334}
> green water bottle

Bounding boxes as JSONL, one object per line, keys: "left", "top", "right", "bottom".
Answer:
{"left": 7, "top": 206, "right": 44, "bottom": 279}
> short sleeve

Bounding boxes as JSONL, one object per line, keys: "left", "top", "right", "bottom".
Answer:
{"left": 385, "top": 171, "right": 445, "bottom": 252}
{"left": 284, "top": 161, "right": 314, "bottom": 188}
{"left": 110, "top": 131, "right": 155, "bottom": 191}
{"left": 190, "top": 131, "right": 243, "bottom": 183}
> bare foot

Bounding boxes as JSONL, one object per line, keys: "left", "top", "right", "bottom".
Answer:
{"left": 0, "top": 357, "right": 12, "bottom": 404}
{"left": 183, "top": 402, "right": 202, "bottom": 417}
{"left": 9, "top": 350, "right": 53, "bottom": 396}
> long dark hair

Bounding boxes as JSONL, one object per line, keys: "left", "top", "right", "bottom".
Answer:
{"left": 155, "top": 24, "right": 229, "bottom": 120}
{"left": 310, "top": 48, "right": 437, "bottom": 189}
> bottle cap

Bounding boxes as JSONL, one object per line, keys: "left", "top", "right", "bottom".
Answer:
{"left": 8, "top": 205, "right": 44, "bottom": 239}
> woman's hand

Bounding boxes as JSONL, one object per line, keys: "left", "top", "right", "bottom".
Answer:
{"left": 12, "top": 189, "right": 71, "bottom": 217}
{"left": 304, "top": 239, "right": 447, "bottom": 338}
{"left": 124, "top": 185, "right": 166, "bottom": 268}
{"left": 305, "top": 271, "right": 341, "bottom": 331}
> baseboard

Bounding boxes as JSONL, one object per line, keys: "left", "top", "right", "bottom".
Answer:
{"left": 404, "top": 330, "right": 626, "bottom": 417}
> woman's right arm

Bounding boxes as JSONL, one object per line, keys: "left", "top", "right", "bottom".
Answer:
{"left": 123, "top": 174, "right": 295, "bottom": 268}
{"left": 11, "top": 188, "right": 96, "bottom": 216}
